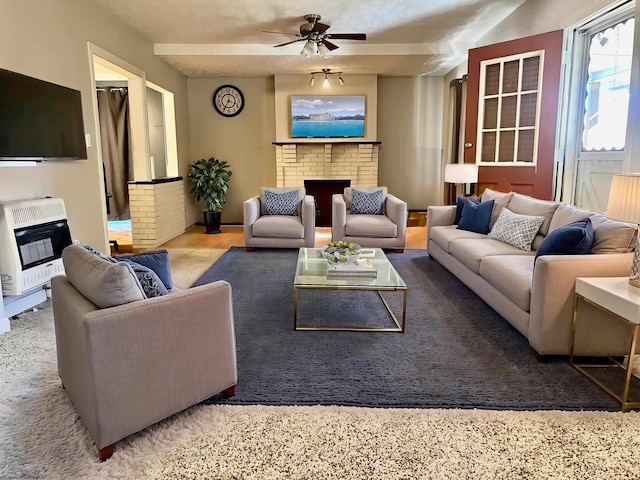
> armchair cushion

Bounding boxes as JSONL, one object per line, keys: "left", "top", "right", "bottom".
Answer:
{"left": 351, "top": 188, "right": 385, "bottom": 215}
{"left": 117, "top": 261, "right": 168, "bottom": 298}
{"left": 344, "top": 187, "right": 388, "bottom": 211}
{"left": 346, "top": 214, "right": 398, "bottom": 238}
{"left": 115, "top": 250, "right": 173, "bottom": 289}
{"left": 264, "top": 189, "right": 299, "bottom": 216}
{"left": 252, "top": 215, "right": 305, "bottom": 239}
{"left": 62, "top": 245, "right": 145, "bottom": 308}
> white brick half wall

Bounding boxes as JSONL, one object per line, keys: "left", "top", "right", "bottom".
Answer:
{"left": 274, "top": 143, "right": 379, "bottom": 188}
{"left": 128, "top": 179, "right": 186, "bottom": 250}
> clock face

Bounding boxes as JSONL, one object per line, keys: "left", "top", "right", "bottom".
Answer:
{"left": 213, "top": 85, "right": 244, "bottom": 117}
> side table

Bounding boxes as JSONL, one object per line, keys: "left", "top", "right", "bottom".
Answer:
{"left": 570, "top": 277, "right": 640, "bottom": 411}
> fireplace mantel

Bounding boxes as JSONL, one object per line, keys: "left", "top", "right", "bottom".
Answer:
{"left": 272, "top": 141, "right": 381, "bottom": 146}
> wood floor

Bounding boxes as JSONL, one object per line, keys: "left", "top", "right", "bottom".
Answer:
{"left": 109, "top": 224, "right": 427, "bottom": 253}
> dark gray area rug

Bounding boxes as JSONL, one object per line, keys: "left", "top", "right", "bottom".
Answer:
{"left": 193, "top": 247, "right": 620, "bottom": 410}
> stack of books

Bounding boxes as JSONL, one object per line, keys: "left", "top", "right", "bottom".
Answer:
{"left": 327, "top": 258, "right": 377, "bottom": 278}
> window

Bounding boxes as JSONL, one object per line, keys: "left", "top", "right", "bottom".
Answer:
{"left": 581, "top": 17, "right": 634, "bottom": 151}
{"left": 476, "top": 51, "right": 544, "bottom": 165}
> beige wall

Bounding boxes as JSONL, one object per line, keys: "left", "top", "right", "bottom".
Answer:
{"left": 187, "top": 77, "right": 276, "bottom": 225}
{"left": 274, "top": 74, "right": 377, "bottom": 142}
{"left": 378, "top": 76, "right": 444, "bottom": 210}
{"left": 0, "top": 0, "right": 190, "bottom": 253}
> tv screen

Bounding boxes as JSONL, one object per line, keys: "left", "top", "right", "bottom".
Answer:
{"left": 291, "top": 95, "right": 365, "bottom": 138}
{"left": 0, "top": 68, "right": 87, "bottom": 160}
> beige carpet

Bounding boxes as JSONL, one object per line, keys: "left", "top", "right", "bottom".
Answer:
{"left": 165, "top": 247, "right": 228, "bottom": 288}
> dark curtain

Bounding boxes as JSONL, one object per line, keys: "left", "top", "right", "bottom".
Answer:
{"left": 97, "top": 88, "right": 132, "bottom": 220}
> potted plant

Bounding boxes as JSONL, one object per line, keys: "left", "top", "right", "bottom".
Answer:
{"left": 187, "top": 157, "right": 232, "bottom": 234}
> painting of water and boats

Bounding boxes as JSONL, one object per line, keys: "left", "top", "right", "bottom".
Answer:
{"left": 291, "top": 95, "right": 365, "bottom": 138}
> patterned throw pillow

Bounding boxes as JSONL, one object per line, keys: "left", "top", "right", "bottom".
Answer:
{"left": 351, "top": 188, "right": 384, "bottom": 215}
{"left": 264, "top": 189, "right": 299, "bottom": 216}
{"left": 488, "top": 208, "right": 545, "bottom": 251}
{"left": 117, "top": 261, "right": 168, "bottom": 298}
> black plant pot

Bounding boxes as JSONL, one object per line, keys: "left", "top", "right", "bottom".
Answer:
{"left": 203, "top": 211, "right": 221, "bottom": 234}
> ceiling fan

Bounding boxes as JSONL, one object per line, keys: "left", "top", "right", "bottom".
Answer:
{"left": 263, "top": 14, "right": 366, "bottom": 56}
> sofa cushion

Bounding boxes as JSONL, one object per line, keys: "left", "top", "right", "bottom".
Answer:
{"left": 429, "top": 225, "right": 487, "bottom": 253}
{"left": 589, "top": 213, "right": 638, "bottom": 253}
{"left": 457, "top": 199, "right": 494, "bottom": 234}
{"left": 259, "top": 187, "right": 305, "bottom": 216}
{"left": 351, "top": 188, "right": 385, "bottom": 215}
{"left": 449, "top": 238, "right": 532, "bottom": 274}
{"left": 264, "top": 189, "right": 299, "bottom": 216}
{"left": 548, "top": 203, "right": 593, "bottom": 233}
{"left": 344, "top": 187, "right": 388, "bottom": 211}
{"left": 252, "top": 215, "right": 304, "bottom": 239}
{"left": 480, "top": 188, "right": 513, "bottom": 229}
{"left": 535, "top": 218, "right": 594, "bottom": 260}
{"left": 346, "top": 214, "right": 397, "bottom": 238}
{"left": 61, "top": 245, "right": 145, "bottom": 308}
{"left": 454, "top": 196, "right": 480, "bottom": 225}
{"left": 507, "top": 193, "right": 558, "bottom": 236}
{"left": 479, "top": 255, "right": 535, "bottom": 312}
{"left": 118, "top": 261, "right": 169, "bottom": 298}
{"left": 488, "top": 208, "right": 545, "bottom": 252}
{"left": 115, "top": 249, "right": 173, "bottom": 289}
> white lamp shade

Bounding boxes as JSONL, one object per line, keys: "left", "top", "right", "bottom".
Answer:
{"left": 606, "top": 174, "right": 640, "bottom": 224}
{"left": 444, "top": 163, "right": 479, "bottom": 184}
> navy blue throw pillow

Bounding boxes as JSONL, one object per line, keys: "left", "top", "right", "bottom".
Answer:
{"left": 116, "top": 249, "right": 173, "bottom": 290}
{"left": 535, "top": 218, "right": 594, "bottom": 261}
{"left": 457, "top": 199, "right": 494, "bottom": 234}
{"left": 454, "top": 196, "right": 480, "bottom": 225}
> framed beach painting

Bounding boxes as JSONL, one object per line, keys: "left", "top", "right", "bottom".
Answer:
{"left": 291, "top": 95, "right": 365, "bottom": 138}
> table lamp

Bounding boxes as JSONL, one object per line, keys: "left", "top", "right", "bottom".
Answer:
{"left": 606, "top": 173, "right": 640, "bottom": 288}
{"left": 444, "top": 163, "right": 479, "bottom": 199}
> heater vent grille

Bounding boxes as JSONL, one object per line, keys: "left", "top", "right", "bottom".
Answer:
{"left": 8, "top": 199, "right": 66, "bottom": 229}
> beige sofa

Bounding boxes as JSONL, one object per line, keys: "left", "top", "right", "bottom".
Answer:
{"left": 427, "top": 190, "right": 637, "bottom": 357}
{"left": 52, "top": 245, "right": 237, "bottom": 459}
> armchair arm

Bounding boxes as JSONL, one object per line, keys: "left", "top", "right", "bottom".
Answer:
{"left": 529, "top": 253, "right": 633, "bottom": 355}
{"left": 385, "top": 194, "right": 408, "bottom": 243}
{"left": 331, "top": 194, "right": 347, "bottom": 242}
{"left": 301, "top": 194, "right": 316, "bottom": 247}
{"left": 243, "top": 196, "right": 261, "bottom": 244}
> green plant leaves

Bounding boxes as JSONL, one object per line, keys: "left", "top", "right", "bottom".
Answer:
{"left": 187, "top": 157, "right": 232, "bottom": 212}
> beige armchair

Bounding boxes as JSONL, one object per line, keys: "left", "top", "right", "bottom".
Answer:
{"left": 332, "top": 187, "right": 408, "bottom": 252}
{"left": 52, "top": 245, "right": 236, "bottom": 460}
{"left": 244, "top": 187, "right": 315, "bottom": 250}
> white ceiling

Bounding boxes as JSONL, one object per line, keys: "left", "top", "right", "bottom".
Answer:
{"left": 93, "top": 0, "right": 528, "bottom": 77}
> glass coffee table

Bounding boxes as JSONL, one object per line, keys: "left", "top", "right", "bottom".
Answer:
{"left": 293, "top": 247, "right": 407, "bottom": 332}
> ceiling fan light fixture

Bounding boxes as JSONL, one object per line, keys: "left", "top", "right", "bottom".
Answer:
{"left": 317, "top": 42, "right": 330, "bottom": 57}
{"left": 301, "top": 40, "right": 315, "bottom": 57}
{"left": 338, "top": 74, "right": 345, "bottom": 86}
{"left": 323, "top": 72, "right": 330, "bottom": 87}
{"left": 309, "top": 74, "right": 315, "bottom": 86}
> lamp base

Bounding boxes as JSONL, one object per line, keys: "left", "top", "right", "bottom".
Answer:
{"left": 630, "top": 232, "right": 640, "bottom": 288}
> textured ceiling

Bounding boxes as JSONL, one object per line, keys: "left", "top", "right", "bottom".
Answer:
{"left": 92, "top": 0, "right": 527, "bottom": 77}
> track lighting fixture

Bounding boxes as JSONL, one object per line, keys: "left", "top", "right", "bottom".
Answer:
{"left": 309, "top": 69, "right": 345, "bottom": 87}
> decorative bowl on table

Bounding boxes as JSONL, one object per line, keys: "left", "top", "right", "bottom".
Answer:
{"left": 320, "top": 242, "right": 362, "bottom": 265}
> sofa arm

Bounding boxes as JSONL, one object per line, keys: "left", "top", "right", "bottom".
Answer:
{"left": 529, "top": 253, "right": 633, "bottom": 355}
{"left": 426, "top": 205, "right": 456, "bottom": 250}
{"left": 301, "top": 194, "right": 316, "bottom": 247}
{"left": 243, "top": 196, "right": 260, "bottom": 243}
{"left": 331, "top": 194, "right": 347, "bottom": 242}
{"left": 59, "top": 280, "right": 236, "bottom": 449}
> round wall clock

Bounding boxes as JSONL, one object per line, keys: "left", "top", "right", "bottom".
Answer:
{"left": 212, "top": 84, "right": 244, "bottom": 117}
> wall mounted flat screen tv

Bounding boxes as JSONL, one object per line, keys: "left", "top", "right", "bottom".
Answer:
{"left": 0, "top": 68, "right": 87, "bottom": 161}
{"left": 291, "top": 95, "right": 365, "bottom": 138}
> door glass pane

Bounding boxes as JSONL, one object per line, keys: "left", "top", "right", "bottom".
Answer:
{"left": 500, "top": 96, "right": 517, "bottom": 128}
{"left": 485, "top": 64, "right": 500, "bottom": 95}
{"left": 582, "top": 17, "right": 634, "bottom": 151}
{"left": 517, "top": 130, "right": 535, "bottom": 163}
{"left": 519, "top": 93, "right": 537, "bottom": 127}
{"left": 482, "top": 132, "right": 496, "bottom": 162}
{"left": 484, "top": 98, "right": 498, "bottom": 129}
{"left": 502, "top": 60, "right": 520, "bottom": 93}
{"left": 498, "top": 131, "right": 515, "bottom": 162}
{"left": 521, "top": 57, "right": 540, "bottom": 91}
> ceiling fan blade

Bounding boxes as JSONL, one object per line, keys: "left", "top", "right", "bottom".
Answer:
{"left": 261, "top": 30, "right": 300, "bottom": 36}
{"left": 273, "top": 38, "right": 306, "bottom": 47}
{"left": 326, "top": 33, "right": 367, "bottom": 41}
{"left": 310, "top": 22, "right": 330, "bottom": 34}
{"left": 321, "top": 39, "right": 339, "bottom": 51}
